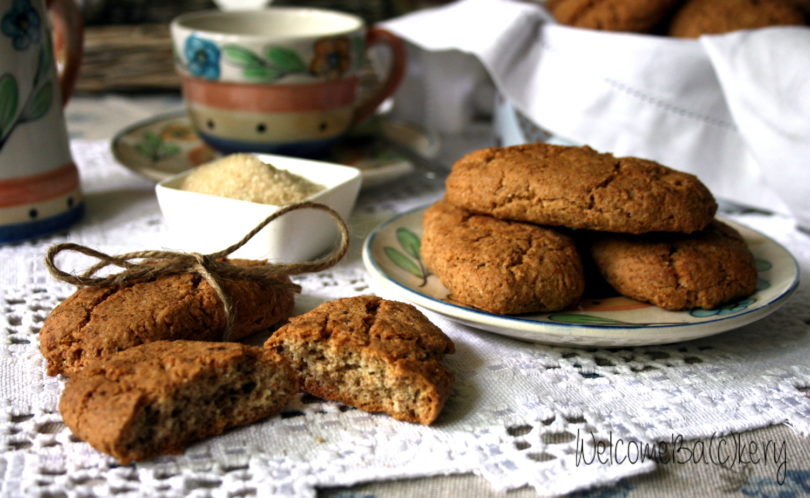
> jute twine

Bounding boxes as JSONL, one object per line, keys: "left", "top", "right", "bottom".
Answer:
{"left": 45, "top": 201, "right": 350, "bottom": 340}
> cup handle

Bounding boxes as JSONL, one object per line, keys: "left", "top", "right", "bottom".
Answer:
{"left": 351, "top": 27, "right": 406, "bottom": 126}
{"left": 46, "top": 0, "right": 84, "bottom": 106}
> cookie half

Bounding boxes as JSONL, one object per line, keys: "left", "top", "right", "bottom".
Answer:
{"left": 422, "top": 200, "right": 585, "bottom": 314}
{"left": 588, "top": 220, "right": 758, "bottom": 310}
{"left": 445, "top": 144, "right": 717, "bottom": 234}
{"left": 59, "top": 341, "right": 298, "bottom": 465}
{"left": 265, "top": 296, "right": 454, "bottom": 425}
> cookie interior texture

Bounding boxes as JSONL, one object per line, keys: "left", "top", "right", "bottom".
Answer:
{"left": 589, "top": 220, "right": 758, "bottom": 310}
{"left": 421, "top": 200, "right": 585, "bottom": 314}
{"left": 265, "top": 296, "right": 455, "bottom": 425}
{"left": 445, "top": 144, "right": 717, "bottom": 235}
{"left": 40, "top": 259, "right": 296, "bottom": 377}
{"left": 59, "top": 341, "right": 298, "bottom": 465}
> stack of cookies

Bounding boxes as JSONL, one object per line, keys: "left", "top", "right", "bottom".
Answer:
{"left": 422, "top": 143, "right": 758, "bottom": 314}
{"left": 546, "top": 0, "right": 808, "bottom": 37}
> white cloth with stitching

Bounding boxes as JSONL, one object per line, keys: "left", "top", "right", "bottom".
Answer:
{"left": 382, "top": 0, "right": 810, "bottom": 224}
{"left": 0, "top": 140, "right": 809, "bottom": 497}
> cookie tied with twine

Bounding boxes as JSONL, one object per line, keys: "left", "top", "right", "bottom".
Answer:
{"left": 45, "top": 202, "right": 350, "bottom": 341}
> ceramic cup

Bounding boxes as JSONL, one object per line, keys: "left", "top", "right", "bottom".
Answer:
{"left": 0, "top": 0, "right": 84, "bottom": 243}
{"left": 170, "top": 7, "right": 406, "bottom": 156}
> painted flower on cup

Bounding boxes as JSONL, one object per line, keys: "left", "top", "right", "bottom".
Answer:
{"left": 184, "top": 35, "right": 220, "bottom": 80}
{"left": 1, "top": 0, "right": 41, "bottom": 51}
{"left": 310, "top": 36, "right": 351, "bottom": 79}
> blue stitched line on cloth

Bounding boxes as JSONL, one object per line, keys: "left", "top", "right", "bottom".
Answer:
{"left": 535, "top": 36, "right": 738, "bottom": 132}
{"left": 602, "top": 77, "right": 737, "bottom": 131}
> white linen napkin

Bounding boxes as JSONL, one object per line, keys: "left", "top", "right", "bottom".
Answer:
{"left": 701, "top": 27, "right": 810, "bottom": 228}
{"left": 382, "top": 0, "right": 810, "bottom": 224}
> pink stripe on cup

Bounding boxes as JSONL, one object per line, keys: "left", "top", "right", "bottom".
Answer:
{"left": 181, "top": 76, "right": 358, "bottom": 112}
{"left": 0, "top": 163, "right": 80, "bottom": 207}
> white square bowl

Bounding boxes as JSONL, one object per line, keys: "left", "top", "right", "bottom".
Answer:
{"left": 155, "top": 154, "right": 362, "bottom": 262}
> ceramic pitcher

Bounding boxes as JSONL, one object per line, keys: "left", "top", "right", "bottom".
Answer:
{"left": 0, "top": 0, "right": 83, "bottom": 243}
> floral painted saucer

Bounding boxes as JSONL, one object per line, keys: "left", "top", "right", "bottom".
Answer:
{"left": 111, "top": 111, "right": 438, "bottom": 188}
{"left": 363, "top": 205, "right": 800, "bottom": 347}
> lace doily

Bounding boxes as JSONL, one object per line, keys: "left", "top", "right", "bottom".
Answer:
{"left": 1, "top": 140, "right": 808, "bottom": 497}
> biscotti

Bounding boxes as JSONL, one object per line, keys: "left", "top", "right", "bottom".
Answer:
{"left": 548, "top": 0, "right": 683, "bottom": 33}
{"left": 422, "top": 200, "right": 585, "bottom": 314}
{"left": 265, "top": 296, "right": 454, "bottom": 425}
{"left": 669, "top": 0, "right": 804, "bottom": 37}
{"left": 59, "top": 341, "right": 298, "bottom": 465}
{"left": 40, "top": 259, "right": 296, "bottom": 377}
{"left": 588, "top": 220, "right": 758, "bottom": 310}
{"left": 444, "top": 144, "right": 717, "bottom": 234}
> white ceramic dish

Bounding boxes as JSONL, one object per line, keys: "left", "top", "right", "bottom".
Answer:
{"left": 362, "top": 205, "right": 800, "bottom": 347}
{"left": 156, "top": 154, "right": 361, "bottom": 262}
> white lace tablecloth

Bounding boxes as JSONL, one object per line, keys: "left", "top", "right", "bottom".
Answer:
{"left": 1, "top": 140, "right": 809, "bottom": 497}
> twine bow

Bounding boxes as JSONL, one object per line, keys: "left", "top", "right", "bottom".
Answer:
{"left": 45, "top": 201, "right": 350, "bottom": 340}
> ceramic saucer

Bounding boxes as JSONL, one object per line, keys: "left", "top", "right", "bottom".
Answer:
{"left": 111, "top": 111, "right": 439, "bottom": 188}
{"left": 363, "top": 205, "right": 800, "bottom": 347}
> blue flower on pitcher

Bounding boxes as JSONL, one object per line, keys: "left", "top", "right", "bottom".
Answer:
{"left": 184, "top": 34, "right": 220, "bottom": 80}
{"left": 1, "top": 0, "right": 41, "bottom": 50}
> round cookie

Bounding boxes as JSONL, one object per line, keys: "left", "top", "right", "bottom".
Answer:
{"left": 40, "top": 259, "right": 296, "bottom": 377}
{"left": 421, "top": 200, "right": 585, "bottom": 314}
{"left": 669, "top": 0, "right": 805, "bottom": 38}
{"left": 548, "top": 0, "right": 684, "bottom": 32}
{"left": 588, "top": 220, "right": 758, "bottom": 311}
{"left": 444, "top": 143, "right": 717, "bottom": 235}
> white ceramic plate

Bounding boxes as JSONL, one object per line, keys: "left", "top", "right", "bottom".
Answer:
{"left": 362, "top": 206, "right": 800, "bottom": 347}
{"left": 111, "top": 111, "right": 439, "bottom": 188}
